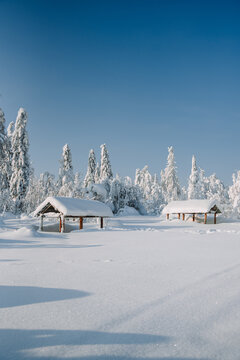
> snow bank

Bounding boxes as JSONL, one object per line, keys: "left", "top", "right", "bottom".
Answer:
{"left": 2, "top": 226, "right": 37, "bottom": 239}
{"left": 117, "top": 206, "right": 140, "bottom": 216}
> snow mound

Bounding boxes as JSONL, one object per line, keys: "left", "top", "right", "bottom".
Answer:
{"left": 90, "top": 184, "right": 107, "bottom": 198}
{"left": 117, "top": 206, "right": 140, "bottom": 216}
{"left": 3, "top": 226, "right": 37, "bottom": 239}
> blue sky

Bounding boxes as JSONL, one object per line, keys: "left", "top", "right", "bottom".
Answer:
{"left": 0, "top": 0, "right": 239, "bottom": 185}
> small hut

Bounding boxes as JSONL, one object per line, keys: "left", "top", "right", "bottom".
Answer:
{"left": 34, "top": 196, "right": 113, "bottom": 232}
{"left": 162, "top": 199, "right": 222, "bottom": 224}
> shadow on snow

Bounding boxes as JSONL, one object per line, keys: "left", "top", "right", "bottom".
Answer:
{"left": 0, "top": 285, "right": 90, "bottom": 308}
{"left": 0, "top": 328, "right": 210, "bottom": 360}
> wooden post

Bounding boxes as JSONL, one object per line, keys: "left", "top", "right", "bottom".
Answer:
{"left": 79, "top": 217, "right": 83, "bottom": 230}
{"left": 62, "top": 216, "right": 65, "bottom": 233}
{"left": 167, "top": 213, "right": 169, "bottom": 220}
{"left": 182, "top": 213, "right": 185, "bottom": 221}
{"left": 60, "top": 216, "right": 65, "bottom": 233}
{"left": 100, "top": 217, "right": 104, "bottom": 229}
{"left": 204, "top": 213, "right": 207, "bottom": 224}
{"left": 178, "top": 213, "right": 180, "bottom": 220}
{"left": 192, "top": 213, "right": 195, "bottom": 222}
{"left": 59, "top": 216, "right": 62, "bottom": 233}
{"left": 214, "top": 213, "right": 217, "bottom": 224}
{"left": 40, "top": 215, "right": 43, "bottom": 231}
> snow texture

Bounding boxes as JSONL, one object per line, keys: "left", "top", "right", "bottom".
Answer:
{"left": 162, "top": 199, "right": 222, "bottom": 214}
{"left": 0, "top": 215, "right": 240, "bottom": 359}
{"left": 34, "top": 196, "right": 113, "bottom": 217}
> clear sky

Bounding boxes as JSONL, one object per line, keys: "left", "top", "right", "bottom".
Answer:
{"left": 0, "top": 0, "right": 239, "bottom": 185}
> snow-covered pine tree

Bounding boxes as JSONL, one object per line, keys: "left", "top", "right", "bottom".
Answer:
{"left": 94, "top": 162, "right": 100, "bottom": 183}
{"left": 206, "top": 173, "right": 230, "bottom": 214}
{"left": 188, "top": 155, "right": 201, "bottom": 199}
{"left": 150, "top": 174, "right": 164, "bottom": 214}
{"left": 84, "top": 149, "right": 96, "bottom": 188}
{"left": 58, "top": 144, "right": 74, "bottom": 197}
{"left": 108, "top": 175, "right": 141, "bottom": 214}
{"left": 108, "top": 174, "right": 122, "bottom": 213}
{"left": 0, "top": 109, "right": 12, "bottom": 212}
{"left": 24, "top": 172, "right": 39, "bottom": 214}
{"left": 7, "top": 121, "right": 14, "bottom": 138}
{"left": 229, "top": 171, "right": 240, "bottom": 217}
{"left": 6, "top": 121, "right": 14, "bottom": 184}
{"left": 10, "top": 108, "right": 30, "bottom": 213}
{"left": 38, "top": 171, "right": 56, "bottom": 201}
{"left": 0, "top": 109, "right": 9, "bottom": 191}
{"left": 73, "top": 172, "right": 82, "bottom": 198}
{"left": 163, "top": 146, "right": 181, "bottom": 202}
{"left": 199, "top": 168, "right": 208, "bottom": 199}
{"left": 100, "top": 144, "right": 113, "bottom": 182}
{"left": 133, "top": 166, "right": 164, "bottom": 214}
{"left": 160, "top": 169, "right": 167, "bottom": 202}
{"left": 99, "top": 143, "right": 113, "bottom": 195}
{"left": 134, "top": 168, "right": 141, "bottom": 186}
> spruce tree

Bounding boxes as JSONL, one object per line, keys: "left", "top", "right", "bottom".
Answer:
{"left": 100, "top": 144, "right": 113, "bottom": 181}
{"left": 188, "top": 155, "right": 201, "bottom": 199}
{"left": 163, "top": 146, "right": 181, "bottom": 202}
{"left": 58, "top": 144, "right": 74, "bottom": 197}
{"left": 73, "top": 172, "right": 82, "bottom": 198}
{"left": 84, "top": 149, "right": 96, "bottom": 188}
{"left": 94, "top": 162, "right": 100, "bottom": 183}
{"left": 207, "top": 173, "right": 229, "bottom": 212}
{"left": 10, "top": 108, "right": 30, "bottom": 213}
{"left": 229, "top": 171, "right": 240, "bottom": 217}
{"left": 0, "top": 109, "right": 9, "bottom": 191}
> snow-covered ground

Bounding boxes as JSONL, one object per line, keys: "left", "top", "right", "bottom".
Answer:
{"left": 0, "top": 215, "right": 240, "bottom": 360}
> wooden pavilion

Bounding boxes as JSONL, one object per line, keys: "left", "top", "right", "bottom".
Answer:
{"left": 34, "top": 196, "right": 113, "bottom": 232}
{"left": 162, "top": 199, "right": 222, "bottom": 224}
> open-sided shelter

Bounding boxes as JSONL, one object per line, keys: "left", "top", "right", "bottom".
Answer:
{"left": 162, "top": 199, "right": 222, "bottom": 224}
{"left": 34, "top": 196, "right": 113, "bottom": 232}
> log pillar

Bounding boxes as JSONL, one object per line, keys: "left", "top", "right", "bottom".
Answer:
{"left": 204, "top": 213, "right": 207, "bottom": 224}
{"left": 40, "top": 215, "right": 43, "bottom": 231}
{"left": 61, "top": 216, "right": 65, "bottom": 233}
{"left": 182, "top": 213, "right": 185, "bottom": 221}
{"left": 192, "top": 213, "right": 195, "bottom": 222}
{"left": 214, "top": 213, "right": 217, "bottom": 224}
{"left": 79, "top": 217, "right": 83, "bottom": 230}
{"left": 178, "top": 213, "right": 180, "bottom": 220}
{"left": 59, "top": 216, "right": 62, "bottom": 233}
{"left": 166, "top": 213, "right": 169, "bottom": 220}
{"left": 100, "top": 217, "right": 104, "bottom": 229}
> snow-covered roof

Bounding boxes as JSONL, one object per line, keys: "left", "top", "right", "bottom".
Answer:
{"left": 162, "top": 199, "right": 222, "bottom": 214}
{"left": 34, "top": 197, "right": 113, "bottom": 217}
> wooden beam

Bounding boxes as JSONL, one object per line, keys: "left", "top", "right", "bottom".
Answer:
{"left": 204, "top": 213, "right": 207, "bottom": 224}
{"left": 178, "top": 213, "right": 180, "bottom": 220}
{"left": 192, "top": 213, "right": 195, "bottom": 222}
{"left": 182, "top": 213, "right": 185, "bottom": 221}
{"left": 167, "top": 213, "right": 169, "bottom": 220}
{"left": 214, "top": 213, "right": 217, "bottom": 224}
{"left": 79, "top": 217, "right": 83, "bottom": 230}
{"left": 100, "top": 217, "right": 103, "bottom": 229}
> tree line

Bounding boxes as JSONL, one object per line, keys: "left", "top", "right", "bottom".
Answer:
{"left": 0, "top": 107, "right": 239, "bottom": 217}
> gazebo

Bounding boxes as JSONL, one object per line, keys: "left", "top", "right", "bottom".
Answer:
{"left": 34, "top": 197, "right": 113, "bottom": 232}
{"left": 162, "top": 199, "right": 222, "bottom": 224}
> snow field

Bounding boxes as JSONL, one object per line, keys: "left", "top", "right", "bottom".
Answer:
{"left": 0, "top": 215, "right": 240, "bottom": 359}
